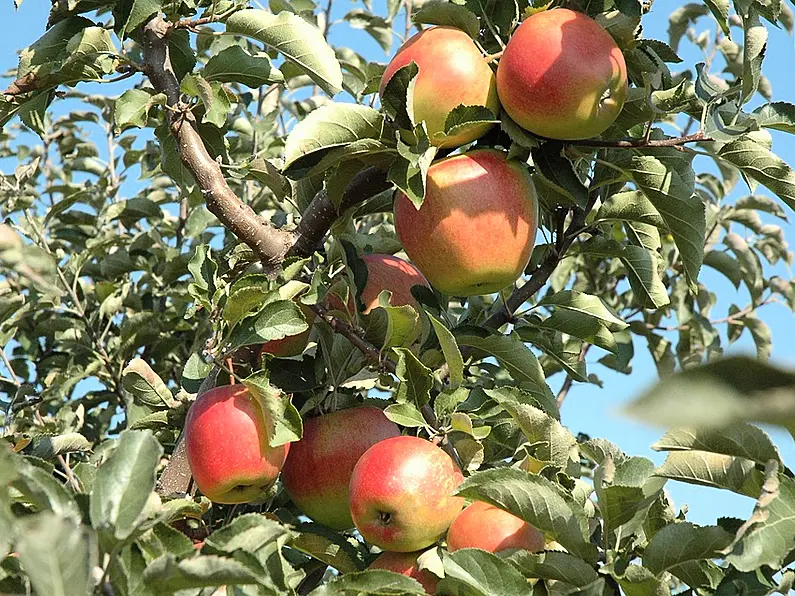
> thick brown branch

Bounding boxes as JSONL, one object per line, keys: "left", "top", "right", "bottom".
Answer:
{"left": 142, "top": 16, "right": 294, "bottom": 267}
{"left": 287, "top": 167, "right": 390, "bottom": 258}
{"left": 566, "top": 131, "right": 710, "bottom": 149}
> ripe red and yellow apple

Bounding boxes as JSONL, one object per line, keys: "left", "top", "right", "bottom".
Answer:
{"left": 497, "top": 8, "right": 628, "bottom": 140}
{"left": 394, "top": 149, "right": 538, "bottom": 296}
{"left": 380, "top": 26, "right": 499, "bottom": 148}
{"left": 325, "top": 253, "right": 430, "bottom": 315}
{"left": 280, "top": 406, "right": 400, "bottom": 530}
{"left": 185, "top": 384, "right": 289, "bottom": 504}
{"left": 446, "top": 500, "right": 545, "bottom": 553}
{"left": 349, "top": 436, "right": 465, "bottom": 552}
{"left": 260, "top": 303, "right": 316, "bottom": 358}
{"left": 369, "top": 551, "right": 439, "bottom": 594}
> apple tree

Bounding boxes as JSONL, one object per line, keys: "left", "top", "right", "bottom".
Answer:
{"left": 2, "top": 0, "right": 795, "bottom": 593}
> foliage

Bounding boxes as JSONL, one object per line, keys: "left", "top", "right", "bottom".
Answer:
{"left": 1, "top": 0, "right": 795, "bottom": 593}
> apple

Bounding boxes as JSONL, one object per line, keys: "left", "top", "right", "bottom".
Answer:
{"left": 446, "top": 500, "right": 545, "bottom": 553}
{"left": 185, "top": 384, "right": 289, "bottom": 504}
{"left": 360, "top": 254, "right": 430, "bottom": 313}
{"left": 369, "top": 551, "right": 439, "bottom": 594}
{"left": 280, "top": 406, "right": 400, "bottom": 530}
{"left": 393, "top": 149, "right": 538, "bottom": 296}
{"left": 260, "top": 303, "right": 315, "bottom": 358}
{"left": 380, "top": 26, "right": 499, "bottom": 148}
{"left": 349, "top": 436, "right": 465, "bottom": 552}
{"left": 496, "top": 8, "right": 628, "bottom": 140}
{"left": 326, "top": 254, "right": 430, "bottom": 316}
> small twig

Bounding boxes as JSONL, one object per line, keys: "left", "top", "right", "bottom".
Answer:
{"left": 485, "top": 50, "right": 504, "bottom": 63}
{"left": 171, "top": 5, "right": 240, "bottom": 29}
{"left": 565, "top": 131, "right": 710, "bottom": 149}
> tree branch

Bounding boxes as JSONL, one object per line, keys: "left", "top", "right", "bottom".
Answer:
{"left": 142, "top": 16, "right": 294, "bottom": 267}
{"left": 287, "top": 167, "right": 391, "bottom": 258}
{"left": 565, "top": 131, "right": 710, "bottom": 149}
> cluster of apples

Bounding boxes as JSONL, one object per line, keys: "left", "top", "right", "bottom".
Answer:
{"left": 384, "top": 8, "right": 628, "bottom": 297}
{"left": 185, "top": 394, "right": 545, "bottom": 593}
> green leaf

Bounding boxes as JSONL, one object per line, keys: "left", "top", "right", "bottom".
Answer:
{"left": 383, "top": 402, "right": 428, "bottom": 428}
{"left": 227, "top": 300, "right": 308, "bottom": 352}
{"left": 203, "top": 45, "right": 284, "bottom": 88}
{"left": 30, "top": 433, "right": 92, "bottom": 460}
{"left": 223, "top": 275, "right": 276, "bottom": 329}
{"left": 16, "top": 513, "right": 97, "bottom": 596}
{"left": 204, "top": 513, "right": 292, "bottom": 554}
{"left": 506, "top": 550, "right": 599, "bottom": 587}
{"left": 579, "top": 237, "right": 670, "bottom": 309}
{"left": 364, "top": 304, "right": 422, "bottom": 349}
{"left": 429, "top": 315, "right": 464, "bottom": 388}
{"left": 412, "top": 1, "right": 481, "bottom": 39}
{"left": 608, "top": 147, "right": 704, "bottom": 290}
{"left": 724, "top": 470, "right": 795, "bottom": 572}
{"left": 751, "top": 101, "right": 795, "bottom": 134}
{"left": 655, "top": 451, "right": 764, "bottom": 497}
{"left": 456, "top": 468, "right": 598, "bottom": 563}
{"left": 539, "top": 290, "right": 628, "bottom": 331}
{"left": 181, "top": 75, "right": 232, "bottom": 128}
{"left": 624, "top": 356, "right": 795, "bottom": 431}
{"left": 741, "top": 8, "right": 767, "bottom": 104}
{"left": 532, "top": 142, "right": 589, "bottom": 209}
{"left": 293, "top": 523, "right": 366, "bottom": 573}
{"left": 718, "top": 135, "right": 795, "bottom": 213}
{"left": 122, "top": 358, "right": 176, "bottom": 409}
{"left": 143, "top": 554, "right": 261, "bottom": 591}
{"left": 381, "top": 62, "right": 418, "bottom": 130}
{"left": 283, "top": 103, "right": 384, "bottom": 177}
{"left": 614, "top": 565, "right": 670, "bottom": 596}
{"left": 309, "top": 569, "right": 426, "bottom": 595}
{"left": 394, "top": 348, "right": 433, "bottom": 409}
{"left": 703, "top": 250, "right": 742, "bottom": 288}
{"left": 438, "top": 548, "right": 529, "bottom": 596}
{"left": 90, "top": 430, "right": 163, "bottom": 543}
{"left": 652, "top": 423, "right": 782, "bottom": 466}
{"left": 388, "top": 124, "right": 437, "bottom": 209}
{"left": 225, "top": 9, "right": 343, "bottom": 96}
{"left": 13, "top": 460, "right": 81, "bottom": 520}
{"left": 485, "top": 388, "right": 575, "bottom": 471}
{"left": 168, "top": 29, "right": 196, "bottom": 82}
{"left": 668, "top": 4, "right": 709, "bottom": 52}
{"left": 703, "top": 0, "right": 730, "bottom": 35}
{"left": 114, "top": 89, "right": 164, "bottom": 133}
{"left": 242, "top": 371, "right": 303, "bottom": 447}
{"left": 455, "top": 329, "right": 553, "bottom": 399}
{"left": 643, "top": 522, "right": 734, "bottom": 574}
{"left": 114, "top": 0, "right": 163, "bottom": 39}
{"left": 439, "top": 105, "right": 499, "bottom": 143}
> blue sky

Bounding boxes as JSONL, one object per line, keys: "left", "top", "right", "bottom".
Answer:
{"left": 2, "top": 1, "right": 795, "bottom": 526}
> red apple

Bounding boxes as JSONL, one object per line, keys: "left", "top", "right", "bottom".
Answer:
{"left": 497, "top": 8, "right": 628, "bottom": 140}
{"left": 185, "top": 384, "right": 289, "bottom": 504}
{"left": 380, "top": 26, "right": 499, "bottom": 148}
{"left": 260, "top": 303, "right": 315, "bottom": 358}
{"left": 325, "top": 254, "right": 430, "bottom": 316}
{"left": 349, "top": 436, "right": 465, "bottom": 552}
{"left": 369, "top": 551, "right": 439, "bottom": 594}
{"left": 360, "top": 254, "right": 430, "bottom": 313}
{"left": 446, "top": 500, "right": 545, "bottom": 553}
{"left": 280, "top": 406, "right": 400, "bottom": 530}
{"left": 394, "top": 149, "right": 538, "bottom": 296}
